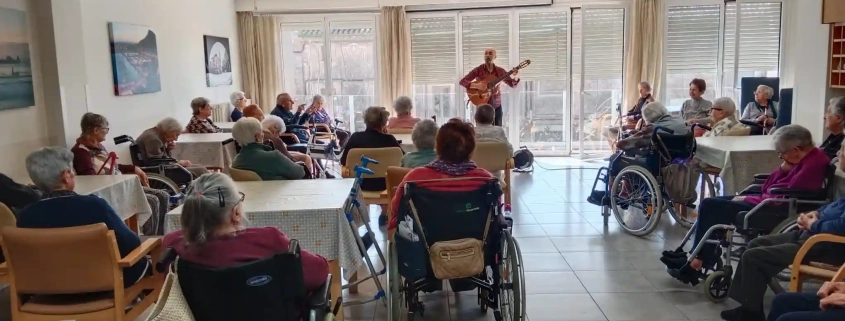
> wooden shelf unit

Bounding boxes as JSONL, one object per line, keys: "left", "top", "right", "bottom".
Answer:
{"left": 831, "top": 24, "right": 845, "bottom": 88}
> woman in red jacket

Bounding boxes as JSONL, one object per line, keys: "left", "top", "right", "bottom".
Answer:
{"left": 389, "top": 118, "right": 494, "bottom": 229}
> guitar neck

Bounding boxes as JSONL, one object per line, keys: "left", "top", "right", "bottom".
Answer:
{"left": 490, "top": 69, "right": 515, "bottom": 88}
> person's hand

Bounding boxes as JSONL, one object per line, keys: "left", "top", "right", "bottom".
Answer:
{"left": 732, "top": 196, "right": 746, "bottom": 202}
{"left": 818, "top": 282, "right": 845, "bottom": 298}
{"left": 178, "top": 159, "right": 192, "bottom": 167}
{"left": 306, "top": 106, "right": 317, "bottom": 114}
{"left": 134, "top": 167, "right": 149, "bottom": 187}
{"left": 820, "top": 293, "right": 845, "bottom": 309}
{"left": 511, "top": 70, "right": 520, "bottom": 80}
{"left": 694, "top": 127, "right": 706, "bottom": 137}
{"left": 780, "top": 161, "right": 794, "bottom": 172}
{"left": 297, "top": 104, "right": 306, "bottom": 113}
{"left": 804, "top": 214, "right": 820, "bottom": 231}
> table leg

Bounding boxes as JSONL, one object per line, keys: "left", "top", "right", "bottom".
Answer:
{"left": 348, "top": 272, "right": 358, "bottom": 294}
{"left": 125, "top": 214, "right": 139, "bottom": 234}
{"left": 329, "top": 260, "right": 344, "bottom": 321}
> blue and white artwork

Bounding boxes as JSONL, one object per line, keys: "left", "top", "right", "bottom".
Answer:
{"left": 108, "top": 22, "right": 161, "bottom": 96}
{"left": 0, "top": 7, "right": 35, "bottom": 110}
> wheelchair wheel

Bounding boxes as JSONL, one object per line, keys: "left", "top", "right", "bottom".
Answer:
{"left": 147, "top": 173, "right": 181, "bottom": 196}
{"left": 609, "top": 166, "right": 662, "bottom": 236}
{"left": 498, "top": 230, "right": 525, "bottom": 321}
{"left": 772, "top": 215, "right": 799, "bottom": 234}
{"left": 703, "top": 270, "right": 731, "bottom": 303}
{"left": 387, "top": 241, "right": 403, "bottom": 321}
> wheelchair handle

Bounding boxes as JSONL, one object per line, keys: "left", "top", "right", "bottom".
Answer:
{"left": 354, "top": 165, "right": 375, "bottom": 177}
{"left": 653, "top": 126, "right": 674, "bottom": 135}
{"left": 693, "top": 123, "right": 712, "bottom": 131}
{"left": 360, "top": 155, "right": 379, "bottom": 168}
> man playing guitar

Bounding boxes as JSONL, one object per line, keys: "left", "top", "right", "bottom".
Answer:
{"left": 460, "top": 48, "right": 520, "bottom": 127}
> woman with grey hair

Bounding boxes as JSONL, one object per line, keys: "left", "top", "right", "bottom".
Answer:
{"left": 261, "top": 115, "right": 326, "bottom": 177}
{"left": 701, "top": 97, "right": 741, "bottom": 137}
{"left": 186, "top": 97, "right": 222, "bottom": 133}
{"left": 229, "top": 91, "right": 247, "bottom": 121}
{"left": 821, "top": 97, "right": 845, "bottom": 159}
{"left": 387, "top": 96, "right": 420, "bottom": 130}
{"left": 663, "top": 124, "right": 830, "bottom": 286}
{"left": 17, "top": 147, "right": 148, "bottom": 288}
{"left": 232, "top": 118, "right": 306, "bottom": 180}
{"left": 137, "top": 117, "right": 209, "bottom": 178}
{"left": 306, "top": 94, "right": 350, "bottom": 147}
{"left": 400, "top": 119, "right": 439, "bottom": 168}
{"left": 741, "top": 85, "right": 779, "bottom": 132}
{"left": 162, "top": 172, "right": 330, "bottom": 292}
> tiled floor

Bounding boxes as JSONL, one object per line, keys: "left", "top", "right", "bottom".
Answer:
{"left": 340, "top": 157, "right": 787, "bottom": 321}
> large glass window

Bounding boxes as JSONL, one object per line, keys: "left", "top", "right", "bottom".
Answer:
{"left": 722, "top": 2, "right": 782, "bottom": 101}
{"left": 410, "top": 16, "right": 459, "bottom": 122}
{"left": 665, "top": 5, "right": 721, "bottom": 112}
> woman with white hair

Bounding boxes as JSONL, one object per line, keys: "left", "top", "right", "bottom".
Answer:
{"left": 662, "top": 125, "right": 830, "bottom": 285}
{"left": 232, "top": 117, "right": 306, "bottom": 180}
{"left": 700, "top": 97, "right": 741, "bottom": 137}
{"left": 741, "top": 85, "right": 779, "bottom": 131}
{"left": 186, "top": 97, "right": 222, "bottom": 133}
{"left": 162, "top": 172, "right": 329, "bottom": 292}
{"left": 387, "top": 96, "right": 420, "bottom": 130}
{"left": 616, "top": 102, "right": 690, "bottom": 151}
{"left": 229, "top": 91, "right": 247, "bottom": 121}
{"left": 821, "top": 97, "right": 845, "bottom": 159}
{"left": 400, "top": 119, "right": 439, "bottom": 168}
{"left": 262, "top": 115, "right": 328, "bottom": 178}
{"left": 306, "top": 94, "right": 350, "bottom": 147}
{"left": 17, "top": 147, "right": 148, "bottom": 288}
{"left": 137, "top": 117, "right": 208, "bottom": 178}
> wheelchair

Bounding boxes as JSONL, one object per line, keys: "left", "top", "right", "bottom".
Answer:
{"left": 113, "top": 135, "right": 192, "bottom": 196}
{"left": 587, "top": 125, "right": 717, "bottom": 236}
{"left": 387, "top": 178, "right": 525, "bottom": 321}
{"left": 669, "top": 163, "right": 838, "bottom": 303}
{"left": 154, "top": 240, "right": 338, "bottom": 321}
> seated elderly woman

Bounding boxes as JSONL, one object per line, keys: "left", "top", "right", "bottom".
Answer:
{"left": 18, "top": 147, "right": 148, "bottom": 288}
{"left": 232, "top": 117, "right": 307, "bottom": 180}
{"left": 604, "top": 81, "right": 655, "bottom": 149}
{"left": 163, "top": 173, "right": 329, "bottom": 294}
{"left": 474, "top": 104, "right": 514, "bottom": 155}
{"left": 186, "top": 97, "right": 222, "bottom": 134}
{"left": 230, "top": 91, "right": 247, "bottom": 122}
{"left": 741, "top": 85, "right": 779, "bottom": 134}
{"left": 661, "top": 125, "right": 831, "bottom": 284}
{"left": 765, "top": 282, "right": 845, "bottom": 321}
{"left": 306, "top": 94, "right": 350, "bottom": 147}
{"left": 615, "top": 101, "right": 690, "bottom": 151}
{"left": 71, "top": 112, "right": 169, "bottom": 235}
{"left": 401, "top": 119, "right": 439, "bottom": 168}
{"left": 821, "top": 97, "right": 845, "bottom": 160}
{"left": 387, "top": 96, "right": 420, "bottom": 131}
{"left": 138, "top": 117, "right": 209, "bottom": 178}
{"left": 262, "top": 115, "right": 333, "bottom": 178}
{"left": 698, "top": 97, "right": 741, "bottom": 137}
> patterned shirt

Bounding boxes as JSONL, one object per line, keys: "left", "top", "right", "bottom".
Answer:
{"left": 311, "top": 108, "right": 331, "bottom": 124}
{"left": 185, "top": 115, "right": 221, "bottom": 134}
{"left": 704, "top": 116, "right": 740, "bottom": 137}
{"left": 460, "top": 63, "right": 520, "bottom": 108}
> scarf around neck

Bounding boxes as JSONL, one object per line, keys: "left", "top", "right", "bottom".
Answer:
{"left": 425, "top": 158, "right": 478, "bottom": 176}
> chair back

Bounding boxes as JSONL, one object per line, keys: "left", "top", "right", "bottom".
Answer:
{"left": 386, "top": 166, "right": 413, "bottom": 203}
{"left": 1, "top": 224, "right": 119, "bottom": 294}
{"left": 387, "top": 128, "right": 413, "bottom": 134}
{"left": 652, "top": 131, "right": 696, "bottom": 161}
{"left": 345, "top": 147, "right": 404, "bottom": 179}
{"left": 777, "top": 88, "right": 793, "bottom": 128}
{"left": 0, "top": 203, "right": 16, "bottom": 228}
{"left": 472, "top": 142, "right": 511, "bottom": 172}
{"left": 723, "top": 126, "right": 751, "bottom": 136}
{"left": 230, "top": 167, "right": 263, "bottom": 181}
{"left": 128, "top": 142, "right": 146, "bottom": 167}
{"left": 178, "top": 241, "right": 306, "bottom": 321}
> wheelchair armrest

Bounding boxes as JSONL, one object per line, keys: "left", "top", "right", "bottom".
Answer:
{"left": 287, "top": 125, "right": 309, "bottom": 130}
{"left": 308, "top": 274, "right": 332, "bottom": 309}
{"left": 753, "top": 173, "right": 771, "bottom": 180}
{"left": 769, "top": 188, "right": 825, "bottom": 200}
{"left": 145, "top": 157, "right": 179, "bottom": 166}
{"left": 739, "top": 184, "right": 762, "bottom": 196}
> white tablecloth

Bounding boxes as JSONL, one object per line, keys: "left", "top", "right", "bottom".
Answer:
{"left": 216, "top": 122, "right": 235, "bottom": 133}
{"left": 695, "top": 136, "right": 781, "bottom": 195}
{"left": 165, "top": 179, "right": 368, "bottom": 279}
{"left": 392, "top": 133, "right": 415, "bottom": 152}
{"left": 74, "top": 175, "right": 152, "bottom": 223}
{"left": 171, "top": 133, "right": 237, "bottom": 173}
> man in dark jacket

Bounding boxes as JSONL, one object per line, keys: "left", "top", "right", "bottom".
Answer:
{"left": 0, "top": 172, "right": 40, "bottom": 213}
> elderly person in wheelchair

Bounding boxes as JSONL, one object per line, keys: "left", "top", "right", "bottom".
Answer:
{"left": 661, "top": 125, "right": 831, "bottom": 286}
{"left": 614, "top": 101, "right": 690, "bottom": 152}
{"left": 134, "top": 117, "right": 209, "bottom": 189}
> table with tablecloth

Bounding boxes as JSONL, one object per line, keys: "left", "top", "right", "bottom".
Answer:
{"left": 695, "top": 135, "right": 781, "bottom": 195}
{"left": 171, "top": 133, "right": 237, "bottom": 173}
{"left": 216, "top": 122, "right": 236, "bottom": 133}
{"left": 74, "top": 175, "right": 152, "bottom": 232}
{"left": 392, "top": 133, "right": 415, "bottom": 152}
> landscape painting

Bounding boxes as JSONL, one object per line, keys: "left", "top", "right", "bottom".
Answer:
{"left": 0, "top": 7, "right": 35, "bottom": 110}
{"left": 203, "top": 35, "right": 232, "bottom": 87}
{"left": 108, "top": 22, "right": 161, "bottom": 96}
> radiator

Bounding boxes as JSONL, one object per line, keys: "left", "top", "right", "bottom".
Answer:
{"left": 212, "top": 103, "right": 229, "bottom": 122}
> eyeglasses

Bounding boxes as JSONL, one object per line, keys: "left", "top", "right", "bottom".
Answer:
{"left": 99, "top": 127, "right": 110, "bottom": 133}
{"left": 217, "top": 188, "right": 246, "bottom": 207}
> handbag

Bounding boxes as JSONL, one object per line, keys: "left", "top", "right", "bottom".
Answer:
{"left": 408, "top": 198, "right": 492, "bottom": 280}
{"left": 145, "top": 262, "right": 196, "bottom": 321}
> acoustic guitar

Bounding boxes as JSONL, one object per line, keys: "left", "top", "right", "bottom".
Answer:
{"left": 466, "top": 60, "right": 531, "bottom": 106}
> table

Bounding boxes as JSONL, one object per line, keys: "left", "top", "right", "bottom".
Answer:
{"left": 695, "top": 135, "right": 781, "bottom": 195}
{"left": 171, "top": 133, "right": 237, "bottom": 173}
{"left": 392, "top": 133, "right": 415, "bottom": 152}
{"left": 216, "top": 122, "right": 236, "bottom": 133}
{"left": 164, "top": 179, "right": 368, "bottom": 320}
{"left": 74, "top": 175, "right": 152, "bottom": 232}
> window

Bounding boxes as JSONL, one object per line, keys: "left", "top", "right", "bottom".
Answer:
{"left": 722, "top": 2, "right": 782, "bottom": 101}
{"left": 410, "top": 16, "right": 458, "bottom": 121}
{"left": 664, "top": 5, "right": 721, "bottom": 111}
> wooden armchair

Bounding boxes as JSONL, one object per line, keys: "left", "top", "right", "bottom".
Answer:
{"left": 789, "top": 233, "right": 845, "bottom": 291}
{"left": 387, "top": 128, "right": 413, "bottom": 135}
{"left": 0, "top": 202, "right": 17, "bottom": 284}
{"left": 472, "top": 142, "right": 514, "bottom": 205}
{"left": 310, "top": 123, "right": 336, "bottom": 141}
{"left": 229, "top": 166, "right": 263, "bottom": 182}
{"left": 341, "top": 147, "right": 404, "bottom": 206}
{"left": 386, "top": 166, "right": 413, "bottom": 240}
{"left": 0, "top": 224, "right": 163, "bottom": 321}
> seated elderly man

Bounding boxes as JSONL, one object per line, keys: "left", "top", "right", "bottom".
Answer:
{"left": 272, "top": 93, "right": 311, "bottom": 144}
{"left": 137, "top": 117, "right": 208, "bottom": 178}
{"left": 698, "top": 97, "right": 741, "bottom": 137}
{"left": 767, "top": 281, "right": 845, "bottom": 321}
{"left": 401, "top": 119, "right": 439, "bottom": 168}
{"left": 17, "top": 147, "right": 148, "bottom": 288}
{"left": 186, "top": 97, "right": 222, "bottom": 134}
{"left": 615, "top": 101, "right": 690, "bottom": 151}
{"left": 387, "top": 96, "right": 420, "bottom": 130}
{"left": 474, "top": 104, "right": 514, "bottom": 155}
{"left": 232, "top": 117, "right": 306, "bottom": 180}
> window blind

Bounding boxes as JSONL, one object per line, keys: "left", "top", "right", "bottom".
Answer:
{"left": 723, "top": 2, "right": 782, "bottom": 75}
{"left": 461, "top": 14, "right": 510, "bottom": 75}
{"left": 666, "top": 5, "right": 721, "bottom": 76}
{"left": 410, "top": 17, "right": 457, "bottom": 84}
{"left": 582, "top": 8, "right": 625, "bottom": 80}
{"left": 518, "top": 11, "right": 568, "bottom": 81}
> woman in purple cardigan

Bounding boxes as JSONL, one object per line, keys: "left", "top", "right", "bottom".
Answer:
{"left": 662, "top": 125, "right": 830, "bottom": 284}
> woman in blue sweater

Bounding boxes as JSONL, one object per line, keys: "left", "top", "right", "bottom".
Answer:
{"left": 17, "top": 147, "right": 147, "bottom": 288}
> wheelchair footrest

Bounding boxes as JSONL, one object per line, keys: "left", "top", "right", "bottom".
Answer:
{"left": 587, "top": 191, "right": 610, "bottom": 207}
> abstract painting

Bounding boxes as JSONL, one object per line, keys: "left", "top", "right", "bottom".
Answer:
{"left": 108, "top": 22, "right": 161, "bottom": 96}
{"left": 203, "top": 35, "right": 232, "bottom": 87}
{"left": 0, "top": 7, "right": 35, "bottom": 110}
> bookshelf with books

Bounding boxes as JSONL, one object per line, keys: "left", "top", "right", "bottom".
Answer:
{"left": 831, "top": 24, "right": 845, "bottom": 88}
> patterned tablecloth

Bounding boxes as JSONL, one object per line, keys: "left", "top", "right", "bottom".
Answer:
{"left": 171, "top": 133, "right": 237, "bottom": 173}
{"left": 392, "top": 133, "right": 415, "bottom": 152}
{"left": 216, "top": 122, "right": 235, "bottom": 133}
{"left": 74, "top": 175, "right": 152, "bottom": 224}
{"left": 695, "top": 136, "right": 780, "bottom": 195}
{"left": 165, "top": 179, "right": 368, "bottom": 279}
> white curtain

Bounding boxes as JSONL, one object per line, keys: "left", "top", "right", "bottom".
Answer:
{"left": 623, "top": 0, "right": 664, "bottom": 110}
{"left": 378, "top": 6, "right": 413, "bottom": 109}
{"left": 237, "top": 12, "right": 281, "bottom": 112}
